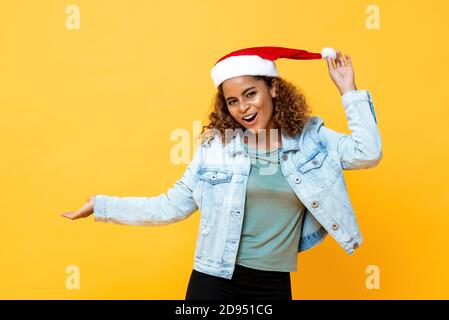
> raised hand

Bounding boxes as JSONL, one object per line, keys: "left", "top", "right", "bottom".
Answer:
{"left": 326, "top": 50, "right": 357, "bottom": 95}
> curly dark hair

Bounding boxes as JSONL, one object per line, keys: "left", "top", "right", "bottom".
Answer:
{"left": 198, "top": 76, "right": 313, "bottom": 145}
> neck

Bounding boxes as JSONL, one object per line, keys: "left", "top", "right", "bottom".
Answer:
{"left": 243, "top": 127, "right": 282, "bottom": 151}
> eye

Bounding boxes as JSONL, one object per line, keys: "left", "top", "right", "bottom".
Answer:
{"left": 227, "top": 91, "right": 255, "bottom": 105}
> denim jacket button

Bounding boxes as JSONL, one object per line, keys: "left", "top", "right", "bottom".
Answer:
{"left": 353, "top": 242, "right": 359, "bottom": 249}
{"left": 282, "top": 154, "right": 288, "bottom": 161}
{"left": 311, "top": 201, "right": 318, "bottom": 208}
{"left": 295, "top": 177, "right": 301, "bottom": 184}
{"left": 331, "top": 223, "right": 339, "bottom": 230}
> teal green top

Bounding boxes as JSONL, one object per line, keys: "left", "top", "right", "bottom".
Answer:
{"left": 236, "top": 142, "right": 305, "bottom": 272}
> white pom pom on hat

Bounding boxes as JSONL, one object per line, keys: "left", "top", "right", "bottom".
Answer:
{"left": 321, "top": 47, "right": 337, "bottom": 60}
{"left": 210, "top": 46, "right": 337, "bottom": 88}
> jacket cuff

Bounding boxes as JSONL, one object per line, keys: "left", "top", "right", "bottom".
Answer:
{"left": 341, "top": 89, "right": 377, "bottom": 124}
{"left": 93, "top": 195, "right": 108, "bottom": 221}
{"left": 341, "top": 89, "right": 370, "bottom": 106}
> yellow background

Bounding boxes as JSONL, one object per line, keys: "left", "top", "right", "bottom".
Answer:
{"left": 1, "top": 0, "right": 448, "bottom": 299}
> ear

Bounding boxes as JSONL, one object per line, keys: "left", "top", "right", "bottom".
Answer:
{"left": 270, "top": 78, "right": 278, "bottom": 98}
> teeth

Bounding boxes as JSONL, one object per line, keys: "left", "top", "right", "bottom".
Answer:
{"left": 243, "top": 113, "right": 257, "bottom": 120}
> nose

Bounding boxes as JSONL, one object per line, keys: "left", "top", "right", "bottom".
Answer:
{"left": 238, "top": 100, "right": 251, "bottom": 113}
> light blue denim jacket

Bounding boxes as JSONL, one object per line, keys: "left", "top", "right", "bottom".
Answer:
{"left": 93, "top": 89, "right": 382, "bottom": 280}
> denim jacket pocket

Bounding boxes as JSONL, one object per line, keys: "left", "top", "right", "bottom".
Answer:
{"left": 199, "top": 169, "right": 233, "bottom": 185}
{"left": 298, "top": 149, "right": 327, "bottom": 173}
{"left": 198, "top": 168, "right": 233, "bottom": 207}
{"left": 297, "top": 148, "right": 341, "bottom": 189}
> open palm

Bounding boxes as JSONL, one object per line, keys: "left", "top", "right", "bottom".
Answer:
{"left": 60, "top": 195, "right": 96, "bottom": 220}
{"left": 326, "top": 50, "right": 357, "bottom": 95}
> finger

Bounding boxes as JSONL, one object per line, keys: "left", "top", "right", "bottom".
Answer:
{"left": 345, "top": 54, "right": 352, "bottom": 66}
{"left": 337, "top": 51, "right": 345, "bottom": 67}
{"left": 60, "top": 212, "right": 74, "bottom": 219}
{"left": 340, "top": 54, "right": 344, "bottom": 67}
{"left": 334, "top": 51, "right": 340, "bottom": 67}
{"left": 341, "top": 52, "right": 348, "bottom": 66}
{"left": 326, "top": 56, "right": 335, "bottom": 71}
{"left": 63, "top": 211, "right": 82, "bottom": 220}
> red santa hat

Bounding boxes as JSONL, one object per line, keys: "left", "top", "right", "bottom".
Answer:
{"left": 210, "top": 46, "right": 336, "bottom": 88}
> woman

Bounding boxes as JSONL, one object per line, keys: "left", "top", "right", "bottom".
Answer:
{"left": 61, "top": 46, "right": 382, "bottom": 300}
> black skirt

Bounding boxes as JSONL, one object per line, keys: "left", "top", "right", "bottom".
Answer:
{"left": 185, "top": 264, "right": 292, "bottom": 300}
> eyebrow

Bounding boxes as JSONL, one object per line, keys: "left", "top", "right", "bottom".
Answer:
{"left": 225, "top": 86, "right": 256, "bottom": 102}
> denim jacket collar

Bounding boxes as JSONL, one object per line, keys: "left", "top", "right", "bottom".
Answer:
{"left": 225, "top": 126, "right": 302, "bottom": 157}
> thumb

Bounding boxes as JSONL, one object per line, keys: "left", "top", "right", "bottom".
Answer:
{"left": 326, "top": 56, "right": 335, "bottom": 72}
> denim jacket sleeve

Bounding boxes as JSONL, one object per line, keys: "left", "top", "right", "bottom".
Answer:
{"left": 317, "top": 89, "right": 382, "bottom": 170}
{"left": 92, "top": 146, "right": 202, "bottom": 225}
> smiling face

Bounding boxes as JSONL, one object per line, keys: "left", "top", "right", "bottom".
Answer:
{"left": 221, "top": 75, "right": 278, "bottom": 136}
